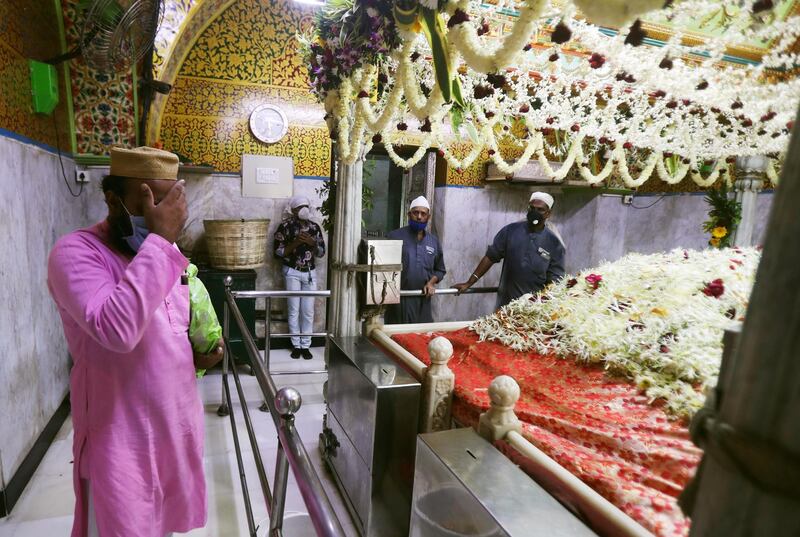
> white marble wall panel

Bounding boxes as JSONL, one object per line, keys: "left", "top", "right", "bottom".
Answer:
{"left": 548, "top": 190, "right": 599, "bottom": 274}
{"left": 0, "top": 136, "right": 91, "bottom": 488}
{"left": 431, "top": 185, "right": 775, "bottom": 324}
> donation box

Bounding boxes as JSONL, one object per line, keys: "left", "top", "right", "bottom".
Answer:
{"left": 410, "top": 428, "right": 597, "bottom": 537}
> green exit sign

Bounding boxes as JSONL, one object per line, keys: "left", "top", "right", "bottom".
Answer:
{"left": 29, "top": 60, "right": 59, "bottom": 115}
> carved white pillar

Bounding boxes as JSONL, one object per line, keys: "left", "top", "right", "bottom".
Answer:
{"left": 478, "top": 375, "right": 522, "bottom": 442}
{"left": 421, "top": 337, "right": 455, "bottom": 433}
{"left": 732, "top": 156, "right": 767, "bottom": 247}
{"left": 329, "top": 151, "right": 363, "bottom": 338}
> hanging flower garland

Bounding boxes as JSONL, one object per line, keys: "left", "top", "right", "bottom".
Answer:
{"left": 302, "top": 0, "right": 797, "bottom": 187}
{"left": 614, "top": 144, "right": 660, "bottom": 188}
{"left": 577, "top": 154, "right": 616, "bottom": 185}
{"left": 486, "top": 130, "right": 543, "bottom": 175}
{"left": 383, "top": 134, "right": 433, "bottom": 168}
{"left": 655, "top": 155, "right": 691, "bottom": 185}
{"left": 446, "top": 0, "right": 548, "bottom": 73}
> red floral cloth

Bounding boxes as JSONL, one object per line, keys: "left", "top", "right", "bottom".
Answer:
{"left": 391, "top": 329, "right": 699, "bottom": 537}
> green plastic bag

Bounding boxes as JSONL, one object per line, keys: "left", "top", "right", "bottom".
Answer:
{"left": 187, "top": 263, "right": 222, "bottom": 378}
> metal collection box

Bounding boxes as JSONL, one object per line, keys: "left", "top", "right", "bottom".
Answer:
{"left": 322, "top": 336, "right": 421, "bottom": 536}
{"left": 411, "top": 428, "right": 597, "bottom": 537}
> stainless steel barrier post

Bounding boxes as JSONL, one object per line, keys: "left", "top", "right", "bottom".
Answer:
{"left": 217, "top": 292, "right": 231, "bottom": 417}
{"left": 224, "top": 288, "right": 345, "bottom": 537}
{"left": 270, "top": 445, "right": 289, "bottom": 536}
{"left": 269, "top": 387, "right": 300, "bottom": 536}
{"left": 265, "top": 296, "right": 272, "bottom": 370}
{"left": 259, "top": 296, "right": 273, "bottom": 413}
{"left": 220, "top": 278, "right": 258, "bottom": 536}
{"left": 230, "top": 342, "right": 274, "bottom": 509}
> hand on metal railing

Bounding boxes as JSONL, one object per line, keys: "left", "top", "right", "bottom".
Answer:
{"left": 398, "top": 286, "right": 498, "bottom": 296}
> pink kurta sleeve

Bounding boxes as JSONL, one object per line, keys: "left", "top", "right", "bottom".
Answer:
{"left": 48, "top": 232, "right": 189, "bottom": 354}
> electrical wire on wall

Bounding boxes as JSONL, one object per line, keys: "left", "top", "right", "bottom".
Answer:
{"left": 630, "top": 192, "right": 666, "bottom": 209}
{"left": 52, "top": 112, "right": 83, "bottom": 197}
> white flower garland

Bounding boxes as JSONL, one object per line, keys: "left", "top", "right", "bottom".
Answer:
{"left": 355, "top": 66, "right": 403, "bottom": 133}
{"left": 383, "top": 134, "right": 433, "bottom": 168}
{"left": 655, "top": 156, "right": 691, "bottom": 185}
{"left": 689, "top": 159, "right": 725, "bottom": 188}
{"left": 487, "top": 128, "right": 543, "bottom": 175}
{"left": 535, "top": 133, "right": 584, "bottom": 181}
{"left": 447, "top": 0, "right": 547, "bottom": 73}
{"left": 321, "top": 0, "right": 795, "bottom": 187}
{"left": 577, "top": 148, "right": 616, "bottom": 185}
{"left": 614, "top": 144, "right": 660, "bottom": 188}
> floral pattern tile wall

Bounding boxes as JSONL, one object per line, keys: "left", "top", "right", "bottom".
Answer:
{"left": 61, "top": 0, "right": 137, "bottom": 155}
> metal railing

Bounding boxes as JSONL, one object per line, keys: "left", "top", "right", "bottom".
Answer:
{"left": 233, "top": 289, "right": 332, "bottom": 379}
{"left": 399, "top": 286, "right": 498, "bottom": 296}
{"left": 216, "top": 283, "right": 498, "bottom": 536}
{"left": 231, "top": 286, "right": 497, "bottom": 378}
{"left": 219, "top": 279, "right": 344, "bottom": 537}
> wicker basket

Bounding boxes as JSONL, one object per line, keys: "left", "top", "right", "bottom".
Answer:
{"left": 204, "top": 219, "right": 270, "bottom": 270}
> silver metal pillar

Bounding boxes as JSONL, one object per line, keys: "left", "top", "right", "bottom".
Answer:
{"left": 329, "top": 153, "right": 364, "bottom": 338}
{"left": 732, "top": 155, "right": 767, "bottom": 247}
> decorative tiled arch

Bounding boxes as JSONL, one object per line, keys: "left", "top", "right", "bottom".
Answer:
{"left": 146, "top": 0, "right": 236, "bottom": 145}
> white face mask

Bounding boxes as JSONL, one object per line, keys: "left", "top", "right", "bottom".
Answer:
{"left": 297, "top": 207, "right": 310, "bottom": 221}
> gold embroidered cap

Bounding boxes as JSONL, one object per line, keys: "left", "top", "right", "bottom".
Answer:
{"left": 110, "top": 146, "right": 180, "bottom": 181}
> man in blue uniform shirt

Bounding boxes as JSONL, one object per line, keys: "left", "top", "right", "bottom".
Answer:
{"left": 385, "top": 196, "right": 446, "bottom": 324}
{"left": 455, "top": 191, "right": 565, "bottom": 309}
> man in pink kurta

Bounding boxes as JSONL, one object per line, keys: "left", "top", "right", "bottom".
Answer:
{"left": 47, "top": 147, "right": 221, "bottom": 537}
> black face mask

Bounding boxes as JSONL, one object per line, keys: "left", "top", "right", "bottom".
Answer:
{"left": 527, "top": 207, "right": 546, "bottom": 226}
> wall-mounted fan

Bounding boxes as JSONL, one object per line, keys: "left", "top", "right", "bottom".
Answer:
{"left": 48, "top": 0, "right": 163, "bottom": 73}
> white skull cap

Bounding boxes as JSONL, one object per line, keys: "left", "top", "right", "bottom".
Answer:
{"left": 529, "top": 191, "right": 554, "bottom": 209}
{"left": 409, "top": 196, "right": 430, "bottom": 210}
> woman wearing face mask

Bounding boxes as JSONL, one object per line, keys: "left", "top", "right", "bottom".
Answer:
{"left": 273, "top": 195, "right": 326, "bottom": 359}
{"left": 454, "top": 191, "right": 566, "bottom": 309}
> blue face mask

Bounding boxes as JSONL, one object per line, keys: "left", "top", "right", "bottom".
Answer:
{"left": 121, "top": 202, "right": 150, "bottom": 252}
{"left": 408, "top": 219, "right": 427, "bottom": 233}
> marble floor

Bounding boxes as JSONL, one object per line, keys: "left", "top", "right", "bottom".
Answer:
{"left": 0, "top": 349, "right": 359, "bottom": 537}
